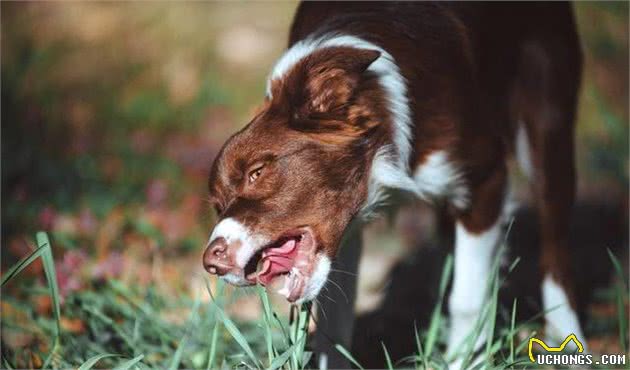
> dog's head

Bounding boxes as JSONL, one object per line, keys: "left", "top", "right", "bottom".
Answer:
{"left": 204, "top": 46, "right": 386, "bottom": 303}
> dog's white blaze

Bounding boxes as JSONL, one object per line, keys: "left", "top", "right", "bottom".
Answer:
{"left": 447, "top": 220, "right": 501, "bottom": 358}
{"left": 209, "top": 217, "right": 267, "bottom": 268}
{"left": 298, "top": 254, "right": 331, "bottom": 304}
{"left": 414, "top": 150, "right": 468, "bottom": 209}
{"left": 542, "top": 274, "right": 586, "bottom": 350}
{"left": 516, "top": 121, "right": 533, "bottom": 179}
{"left": 267, "top": 34, "right": 414, "bottom": 215}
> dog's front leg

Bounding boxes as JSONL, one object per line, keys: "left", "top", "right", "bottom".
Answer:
{"left": 447, "top": 163, "right": 506, "bottom": 369}
{"left": 314, "top": 224, "right": 362, "bottom": 369}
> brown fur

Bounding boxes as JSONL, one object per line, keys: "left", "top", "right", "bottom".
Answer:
{"left": 209, "top": 47, "right": 390, "bottom": 257}
{"left": 207, "top": 2, "right": 583, "bottom": 366}
{"left": 208, "top": 0, "right": 582, "bottom": 314}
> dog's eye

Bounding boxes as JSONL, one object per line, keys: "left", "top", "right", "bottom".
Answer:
{"left": 248, "top": 164, "right": 264, "bottom": 183}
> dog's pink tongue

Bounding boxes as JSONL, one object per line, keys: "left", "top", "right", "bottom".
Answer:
{"left": 257, "top": 239, "right": 297, "bottom": 285}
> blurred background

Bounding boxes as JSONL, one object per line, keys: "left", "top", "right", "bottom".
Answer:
{"left": 2, "top": 2, "right": 628, "bottom": 368}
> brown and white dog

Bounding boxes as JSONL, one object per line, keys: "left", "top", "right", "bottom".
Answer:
{"left": 204, "top": 2, "right": 583, "bottom": 367}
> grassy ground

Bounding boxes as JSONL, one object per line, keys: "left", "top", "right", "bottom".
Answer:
{"left": 1, "top": 2, "right": 628, "bottom": 369}
{"left": 2, "top": 232, "right": 628, "bottom": 369}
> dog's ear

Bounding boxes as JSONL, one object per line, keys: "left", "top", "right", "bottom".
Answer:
{"left": 299, "top": 47, "right": 381, "bottom": 115}
{"left": 271, "top": 47, "right": 381, "bottom": 122}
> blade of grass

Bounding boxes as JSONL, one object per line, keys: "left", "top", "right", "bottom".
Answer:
{"left": 335, "top": 344, "right": 364, "bottom": 370}
{"left": 2, "top": 233, "right": 62, "bottom": 369}
{"left": 295, "top": 304, "right": 310, "bottom": 369}
{"left": 2, "top": 355, "right": 14, "bottom": 370}
{"left": 608, "top": 249, "right": 628, "bottom": 289}
{"left": 268, "top": 311, "right": 290, "bottom": 349}
{"left": 1, "top": 244, "right": 48, "bottom": 285}
{"left": 267, "top": 346, "right": 294, "bottom": 370}
{"left": 267, "top": 336, "right": 305, "bottom": 370}
{"left": 413, "top": 322, "right": 427, "bottom": 370}
{"left": 289, "top": 305, "right": 299, "bottom": 370}
{"left": 168, "top": 292, "right": 201, "bottom": 370}
{"left": 614, "top": 282, "right": 628, "bottom": 354}
{"left": 78, "top": 354, "right": 120, "bottom": 370}
{"left": 458, "top": 242, "right": 509, "bottom": 369}
{"left": 82, "top": 305, "right": 136, "bottom": 349}
{"left": 381, "top": 342, "right": 394, "bottom": 370}
{"left": 395, "top": 354, "right": 417, "bottom": 367}
{"left": 258, "top": 284, "right": 277, "bottom": 366}
{"left": 608, "top": 249, "right": 628, "bottom": 353}
{"left": 300, "top": 351, "right": 313, "bottom": 370}
{"left": 424, "top": 254, "right": 453, "bottom": 359}
{"left": 289, "top": 305, "right": 310, "bottom": 370}
{"left": 290, "top": 306, "right": 302, "bottom": 369}
{"left": 169, "top": 335, "right": 190, "bottom": 370}
{"left": 132, "top": 314, "right": 141, "bottom": 346}
{"left": 112, "top": 354, "right": 145, "bottom": 370}
{"left": 39, "top": 232, "right": 61, "bottom": 369}
{"left": 215, "top": 303, "right": 261, "bottom": 368}
{"left": 207, "top": 319, "right": 222, "bottom": 370}
{"left": 508, "top": 299, "right": 517, "bottom": 365}
{"left": 515, "top": 331, "right": 537, "bottom": 354}
{"left": 206, "top": 278, "right": 225, "bottom": 370}
{"left": 484, "top": 271, "right": 500, "bottom": 363}
{"left": 455, "top": 297, "right": 491, "bottom": 368}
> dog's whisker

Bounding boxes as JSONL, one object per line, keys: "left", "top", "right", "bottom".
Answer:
{"left": 326, "top": 278, "right": 350, "bottom": 303}
{"left": 319, "top": 286, "right": 337, "bottom": 304}
{"left": 313, "top": 297, "right": 329, "bottom": 322}
{"left": 329, "top": 268, "right": 358, "bottom": 277}
{"left": 322, "top": 291, "right": 336, "bottom": 304}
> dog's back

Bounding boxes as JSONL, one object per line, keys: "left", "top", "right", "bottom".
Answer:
{"left": 289, "top": 2, "right": 581, "bottom": 153}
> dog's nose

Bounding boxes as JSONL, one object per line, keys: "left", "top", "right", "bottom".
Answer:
{"left": 203, "top": 237, "right": 232, "bottom": 276}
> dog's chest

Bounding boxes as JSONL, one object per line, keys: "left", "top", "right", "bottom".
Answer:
{"left": 412, "top": 150, "right": 468, "bottom": 208}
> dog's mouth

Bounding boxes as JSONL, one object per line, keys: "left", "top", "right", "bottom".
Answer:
{"left": 244, "top": 228, "right": 318, "bottom": 302}
{"left": 244, "top": 233, "right": 302, "bottom": 284}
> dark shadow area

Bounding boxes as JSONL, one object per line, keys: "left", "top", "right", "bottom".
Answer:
{"left": 351, "top": 201, "right": 628, "bottom": 368}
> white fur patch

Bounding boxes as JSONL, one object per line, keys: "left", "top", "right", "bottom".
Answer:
{"left": 209, "top": 217, "right": 267, "bottom": 268}
{"left": 318, "top": 353, "right": 328, "bottom": 370}
{"left": 362, "top": 147, "right": 420, "bottom": 217}
{"left": 297, "top": 254, "right": 332, "bottom": 304}
{"left": 501, "top": 182, "right": 519, "bottom": 223}
{"left": 221, "top": 273, "right": 249, "bottom": 286}
{"left": 516, "top": 121, "right": 533, "bottom": 179}
{"left": 267, "top": 34, "right": 414, "bottom": 216}
{"left": 447, "top": 220, "right": 501, "bottom": 358}
{"left": 414, "top": 150, "right": 468, "bottom": 209}
{"left": 542, "top": 274, "right": 586, "bottom": 351}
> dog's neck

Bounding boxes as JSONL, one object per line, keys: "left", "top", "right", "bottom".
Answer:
{"left": 267, "top": 34, "right": 420, "bottom": 218}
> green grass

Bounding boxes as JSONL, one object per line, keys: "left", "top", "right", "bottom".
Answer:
{"left": 1, "top": 232, "right": 315, "bottom": 369}
{"left": 1, "top": 232, "right": 61, "bottom": 368}
{"left": 1, "top": 232, "right": 628, "bottom": 369}
{"left": 1, "top": 3, "right": 626, "bottom": 368}
{"left": 608, "top": 249, "right": 629, "bottom": 355}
